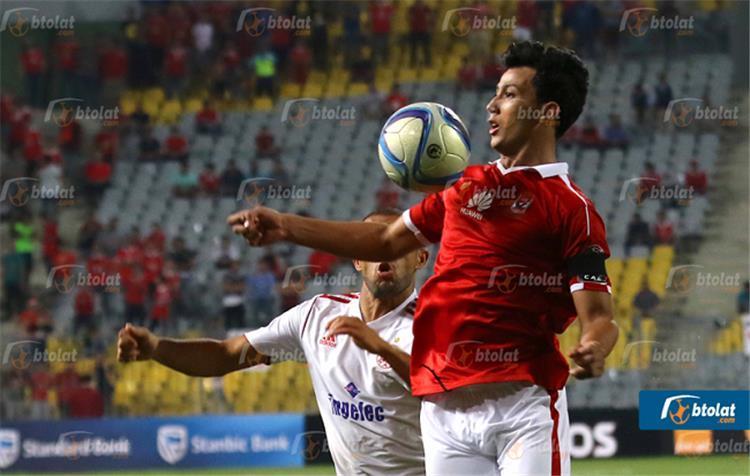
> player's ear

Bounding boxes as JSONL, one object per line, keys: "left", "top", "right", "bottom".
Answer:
{"left": 415, "top": 248, "right": 429, "bottom": 270}
{"left": 540, "top": 101, "right": 560, "bottom": 127}
{"left": 352, "top": 259, "right": 363, "bottom": 271}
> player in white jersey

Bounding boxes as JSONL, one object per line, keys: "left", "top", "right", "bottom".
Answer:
{"left": 116, "top": 210, "right": 428, "bottom": 475}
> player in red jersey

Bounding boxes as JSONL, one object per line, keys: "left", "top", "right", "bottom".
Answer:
{"left": 228, "top": 41, "right": 618, "bottom": 476}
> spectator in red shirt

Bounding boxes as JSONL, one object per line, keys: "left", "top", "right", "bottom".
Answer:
{"left": 255, "top": 126, "right": 280, "bottom": 159}
{"left": 288, "top": 39, "right": 312, "bottom": 86}
{"left": 199, "top": 163, "right": 220, "bottom": 196}
{"left": 66, "top": 375, "right": 104, "bottom": 418}
{"left": 57, "top": 118, "right": 82, "bottom": 154}
{"left": 369, "top": 1, "right": 394, "bottom": 64}
{"left": 408, "top": 0, "right": 432, "bottom": 67}
{"left": 384, "top": 83, "right": 409, "bottom": 115}
{"left": 652, "top": 210, "right": 675, "bottom": 245}
{"left": 8, "top": 106, "right": 32, "bottom": 154}
{"left": 42, "top": 218, "right": 60, "bottom": 270}
{"left": 122, "top": 265, "right": 148, "bottom": 326}
{"left": 195, "top": 100, "right": 221, "bottom": 135}
{"left": 21, "top": 41, "right": 47, "bottom": 108}
{"left": 55, "top": 364, "right": 81, "bottom": 410}
{"left": 684, "top": 160, "right": 708, "bottom": 195}
{"left": 51, "top": 247, "right": 78, "bottom": 293}
{"left": 480, "top": 53, "right": 505, "bottom": 91}
{"left": 309, "top": 249, "right": 340, "bottom": 277}
{"left": 55, "top": 37, "right": 81, "bottom": 97}
{"left": 457, "top": 57, "right": 478, "bottom": 91}
{"left": 639, "top": 161, "right": 662, "bottom": 199}
{"left": 1, "top": 94, "right": 15, "bottom": 147}
{"left": 144, "top": 223, "right": 166, "bottom": 251}
{"left": 74, "top": 287, "right": 95, "bottom": 335}
{"left": 98, "top": 39, "right": 128, "bottom": 107}
{"left": 29, "top": 362, "right": 54, "bottom": 419}
{"left": 578, "top": 116, "right": 604, "bottom": 149}
{"left": 142, "top": 242, "right": 164, "bottom": 287}
{"left": 145, "top": 11, "right": 168, "bottom": 71}
{"left": 84, "top": 152, "right": 113, "bottom": 202}
{"left": 150, "top": 277, "right": 173, "bottom": 333}
{"left": 376, "top": 178, "right": 400, "bottom": 209}
{"left": 164, "top": 41, "right": 189, "bottom": 97}
{"left": 19, "top": 297, "right": 51, "bottom": 334}
{"left": 164, "top": 126, "right": 189, "bottom": 164}
{"left": 23, "top": 128, "right": 44, "bottom": 175}
{"left": 94, "top": 129, "right": 118, "bottom": 162}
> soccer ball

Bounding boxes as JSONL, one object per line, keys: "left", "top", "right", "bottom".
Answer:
{"left": 378, "top": 102, "right": 471, "bottom": 192}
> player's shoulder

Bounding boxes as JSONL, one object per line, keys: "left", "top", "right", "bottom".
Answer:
{"left": 549, "top": 173, "right": 596, "bottom": 210}
{"left": 304, "top": 292, "right": 360, "bottom": 315}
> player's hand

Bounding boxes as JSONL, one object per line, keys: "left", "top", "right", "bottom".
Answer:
{"left": 568, "top": 340, "right": 606, "bottom": 379}
{"left": 326, "top": 316, "right": 387, "bottom": 355}
{"left": 227, "top": 206, "right": 288, "bottom": 246}
{"left": 117, "top": 323, "right": 158, "bottom": 363}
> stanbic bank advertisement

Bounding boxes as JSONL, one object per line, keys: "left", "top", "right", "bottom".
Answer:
{"left": 0, "top": 414, "right": 304, "bottom": 472}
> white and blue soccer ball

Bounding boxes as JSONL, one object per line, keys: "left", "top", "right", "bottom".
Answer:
{"left": 378, "top": 102, "right": 471, "bottom": 193}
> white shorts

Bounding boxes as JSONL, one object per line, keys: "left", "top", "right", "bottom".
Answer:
{"left": 420, "top": 382, "right": 570, "bottom": 476}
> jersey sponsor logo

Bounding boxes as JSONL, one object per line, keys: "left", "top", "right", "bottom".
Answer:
{"left": 318, "top": 334, "right": 337, "bottom": 348}
{"left": 459, "top": 185, "right": 518, "bottom": 220}
{"left": 328, "top": 394, "right": 385, "bottom": 422}
{"left": 344, "top": 382, "right": 361, "bottom": 398}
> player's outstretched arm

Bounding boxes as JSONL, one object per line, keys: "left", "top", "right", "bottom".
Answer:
{"left": 227, "top": 206, "right": 422, "bottom": 261}
{"left": 326, "top": 317, "right": 411, "bottom": 384}
{"left": 117, "top": 323, "right": 267, "bottom": 377}
{"left": 569, "top": 291, "right": 619, "bottom": 379}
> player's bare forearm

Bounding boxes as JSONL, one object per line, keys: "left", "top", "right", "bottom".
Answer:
{"left": 227, "top": 207, "right": 421, "bottom": 261}
{"left": 375, "top": 344, "right": 412, "bottom": 385}
{"left": 286, "top": 214, "right": 417, "bottom": 261}
{"left": 152, "top": 335, "right": 261, "bottom": 377}
{"left": 569, "top": 290, "right": 618, "bottom": 379}
{"left": 574, "top": 291, "right": 618, "bottom": 355}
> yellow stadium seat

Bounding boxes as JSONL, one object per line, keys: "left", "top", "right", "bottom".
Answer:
{"left": 348, "top": 82, "right": 369, "bottom": 96}
{"left": 281, "top": 82, "right": 302, "bottom": 98}
{"left": 120, "top": 96, "right": 138, "bottom": 116}
{"left": 159, "top": 99, "right": 183, "bottom": 124}
{"left": 184, "top": 98, "right": 203, "bottom": 113}
{"left": 143, "top": 87, "right": 166, "bottom": 106}
{"left": 253, "top": 97, "right": 274, "bottom": 111}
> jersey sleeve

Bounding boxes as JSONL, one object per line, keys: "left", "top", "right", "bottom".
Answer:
{"left": 561, "top": 203, "right": 612, "bottom": 294}
{"left": 244, "top": 299, "right": 315, "bottom": 363}
{"left": 402, "top": 190, "right": 446, "bottom": 245}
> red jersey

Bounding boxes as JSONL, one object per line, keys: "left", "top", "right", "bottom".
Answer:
{"left": 403, "top": 161, "right": 611, "bottom": 396}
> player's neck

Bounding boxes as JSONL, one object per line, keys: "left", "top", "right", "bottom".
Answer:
{"left": 500, "top": 135, "right": 557, "bottom": 168}
{"left": 358, "top": 285, "right": 414, "bottom": 323}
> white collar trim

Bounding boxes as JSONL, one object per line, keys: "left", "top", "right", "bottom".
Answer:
{"left": 494, "top": 159, "right": 569, "bottom": 178}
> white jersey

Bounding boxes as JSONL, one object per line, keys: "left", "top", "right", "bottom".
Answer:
{"left": 245, "top": 291, "right": 424, "bottom": 476}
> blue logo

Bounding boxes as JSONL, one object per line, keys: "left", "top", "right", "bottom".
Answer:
{"left": 344, "top": 382, "right": 360, "bottom": 398}
{"left": 639, "top": 390, "right": 750, "bottom": 430}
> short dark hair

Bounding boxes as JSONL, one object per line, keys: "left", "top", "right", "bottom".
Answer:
{"left": 362, "top": 208, "right": 403, "bottom": 221}
{"left": 502, "top": 41, "right": 589, "bottom": 138}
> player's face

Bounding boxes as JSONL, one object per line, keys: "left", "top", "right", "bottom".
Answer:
{"left": 354, "top": 215, "right": 427, "bottom": 299}
{"left": 486, "top": 66, "right": 541, "bottom": 155}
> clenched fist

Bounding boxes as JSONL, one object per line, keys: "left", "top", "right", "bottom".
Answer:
{"left": 227, "top": 206, "right": 288, "bottom": 246}
{"left": 117, "top": 323, "right": 158, "bottom": 363}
